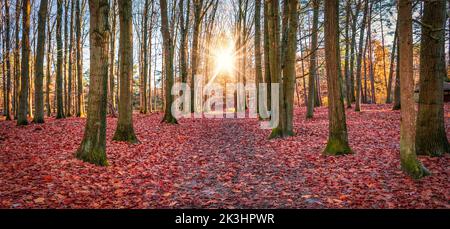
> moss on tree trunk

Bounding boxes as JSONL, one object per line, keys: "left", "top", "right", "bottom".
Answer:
{"left": 398, "top": 0, "right": 428, "bottom": 179}
{"left": 323, "top": 0, "right": 352, "bottom": 156}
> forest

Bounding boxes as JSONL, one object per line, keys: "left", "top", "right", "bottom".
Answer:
{"left": 0, "top": 0, "right": 449, "bottom": 209}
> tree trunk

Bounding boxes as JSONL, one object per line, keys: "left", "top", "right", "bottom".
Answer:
{"left": 307, "top": 0, "right": 319, "bottom": 118}
{"left": 108, "top": 0, "right": 117, "bottom": 114}
{"left": 415, "top": 0, "right": 449, "bottom": 157}
{"left": 393, "top": 42, "right": 401, "bottom": 110}
{"left": 46, "top": 10, "right": 52, "bottom": 117}
{"left": 263, "top": 1, "right": 271, "bottom": 111}
{"left": 355, "top": 0, "right": 368, "bottom": 112}
{"left": 17, "top": 0, "right": 31, "bottom": 125}
{"left": 160, "top": 0, "right": 178, "bottom": 124}
{"left": 14, "top": 0, "right": 21, "bottom": 119}
{"left": 349, "top": 1, "right": 361, "bottom": 103}
{"left": 67, "top": 0, "right": 75, "bottom": 117}
{"left": 279, "top": 0, "right": 297, "bottom": 136}
{"left": 255, "top": 0, "right": 263, "bottom": 118}
{"left": 386, "top": 26, "right": 397, "bottom": 104}
{"left": 33, "top": 0, "right": 48, "bottom": 123}
{"left": 76, "top": 0, "right": 110, "bottom": 166}
{"left": 344, "top": 0, "right": 352, "bottom": 108}
{"left": 266, "top": 0, "right": 282, "bottom": 138}
{"left": 367, "top": 4, "right": 376, "bottom": 104}
{"left": 190, "top": 0, "right": 204, "bottom": 113}
{"left": 379, "top": 0, "right": 388, "bottom": 101}
{"left": 179, "top": 0, "right": 190, "bottom": 84}
{"left": 63, "top": 0, "right": 69, "bottom": 115}
{"left": 113, "top": 0, "right": 138, "bottom": 143}
{"left": 398, "top": 0, "right": 429, "bottom": 179}
{"left": 55, "top": 0, "right": 65, "bottom": 119}
{"left": 140, "top": 0, "right": 149, "bottom": 114}
{"left": 4, "top": 0, "right": 12, "bottom": 120}
{"left": 75, "top": 0, "right": 85, "bottom": 117}
{"left": 323, "top": 0, "right": 352, "bottom": 156}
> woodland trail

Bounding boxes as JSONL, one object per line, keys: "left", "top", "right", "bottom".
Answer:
{"left": 0, "top": 104, "right": 449, "bottom": 208}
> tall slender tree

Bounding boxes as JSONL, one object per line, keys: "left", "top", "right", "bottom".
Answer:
{"left": 190, "top": 0, "right": 205, "bottom": 113}
{"left": 17, "top": 0, "right": 31, "bottom": 125}
{"left": 344, "top": 0, "right": 352, "bottom": 108}
{"left": 266, "top": 0, "right": 281, "bottom": 138}
{"left": 75, "top": 0, "right": 85, "bottom": 117}
{"left": 4, "top": 0, "right": 12, "bottom": 120}
{"left": 263, "top": 1, "right": 271, "bottom": 111}
{"left": 392, "top": 37, "right": 401, "bottom": 111}
{"left": 160, "top": 0, "right": 178, "bottom": 124}
{"left": 46, "top": 5, "right": 53, "bottom": 117}
{"left": 306, "top": 0, "right": 319, "bottom": 119}
{"left": 397, "top": 0, "right": 428, "bottom": 179}
{"left": 254, "top": 0, "right": 263, "bottom": 118}
{"left": 67, "top": 0, "right": 75, "bottom": 117}
{"left": 415, "top": 0, "right": 449, "bottom": 157}
{"left": 323, "top": 0, "right": 352, "bottom": 155}
{"left": 113, "top": 0, "right": 138, "bottom": 143}
{"left": 108, "top": 0, "right": 117, "bottom": 113}
{"left": 349, "top": 0, "right": 362, "bottom": 103}
{"left": 386, "top": 26, "right": 397, "bottom": 104}
{"left": 14, "top": 0, "right": 21, "bottom": 119}
{"left": 56, "top": 0, "right": 65, "bottom": 119}
{"left": 76, "top": 0, "right": 110, "bottom": 166}
{"left": 179, "top": 0, "right": 190, "bottom": 84}
{"left": 33, "top": 0, "right": 49, "bottom": 123}
{"left": 355, "top": 0, "right": 368, "bottom": 112}
{"left": 140, "top": 0, "right": 149, "bottom": 114}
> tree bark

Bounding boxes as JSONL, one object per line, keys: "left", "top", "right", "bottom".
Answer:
{"left": 255, "top": 0, "right": 263, "bottom": 118}
{"left": 14, "top": 0, "right": 21, "bottom": 119}
{"left": 355, "top": 0, "right": 368, "bottom": 112}
{"left": 64, "top": 0, "right": 69, "bottom": 115}
{"left": 179, "top": 0, "right": 190, "bottom": 84}
{"left": 46, "top": 10, "right": 52, "bottom": 117}
{"left": 393, "top": 42, "right": 401, "bottom": 110}
{"left": 386, "top": 26, "right": 397, "bottom": 104}
{"left": 307, "top": 0, "right": 319, "bottom": 118}
{"left": 398, "top": 0, "right": 428, "bottom": 179}
{"left": 323, "top": 0, "right": 352, "bottom": 155}
{"left": 55, "top": 0, "right": 65, "bottom": 119}
{"left": 66, "top": 0, "right": 75, "bottom": 117}
{"left": 4, "top": 0, "right": 12, "bottom": 120}
{"left": 160, "top": 0, "right": 178, "bottom": 124}
{"left": 263, "top": 1, "right": 271, "bottom": 111}
{"left": 349, "top": 1, "right": 362, "bottom": 103}
{"left": 76, "top": 0, "right": 110, "bottom": 166}
{"left": 113, "top": 0, "right": 138, "bottom": 143}
{"left": 17, "top": 0, "right": 31, "bottom": 125}
{"left": 344, "top": 0, "right": 352, "bottom": 108}
{"left": 415, "top": 0, "right": 449, "bottom": 157}
{"left": 266, "top": 0, "right": 282, "bottom": 138}
{"left": 108, "top": 0, "right": 117, "bottom": 114}
{"left": 33, "top": 0, "right": 48, "bottom": 123}
{"left": 379, "top": 0, "right": 388, "bottom": 102}
{"left": 140, "top": 0, "right": 149, "bottom": 114}
{"left": 75, "top": 0, "right": 85, "bottom": 117}
{"left": 190, "top": 0, "right": 204, "bottom": 113}
{"left": 367, "top": 3, "right": 376, "bottom": 104}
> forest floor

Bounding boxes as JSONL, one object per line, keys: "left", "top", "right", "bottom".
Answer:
{"left": 0, "top": 104, "right": 449, "bottom": 209}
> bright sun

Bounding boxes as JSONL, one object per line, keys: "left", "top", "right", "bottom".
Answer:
{"left": 214, "top": 46, "right": 235, "bottom": 74}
